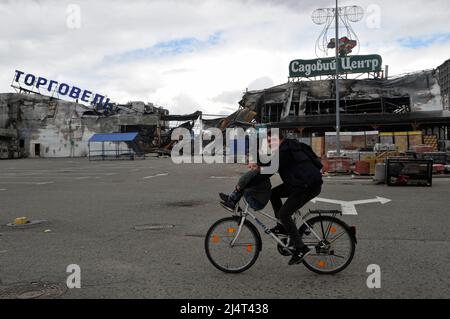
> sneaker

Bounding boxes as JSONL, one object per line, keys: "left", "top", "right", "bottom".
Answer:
{"left": 270, "top": 224, "right": 288, "bottom": 236}
{"left": 220, "top": 200, "right": 236, "bottom": 212}
{"left": 288, "top": 246, "right": 311, "bottom": 266}
{"left": 219, "top": 193, "right": 230, "bottom": 202}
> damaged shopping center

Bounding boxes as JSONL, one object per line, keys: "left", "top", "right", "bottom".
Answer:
{"left": 0, "top": 68, "right": 256, "bottom": 159}
{"left": 1, "top": 58, "right": 450, "bottom": 162}
{"left": 0, "top": 91, "right": 254, "bottom": 159}
{"left": 0, "top": 93, "right": 173, "bottom": 159}
{"left": 239, "top": 59, "right": 450, "bottom": 159}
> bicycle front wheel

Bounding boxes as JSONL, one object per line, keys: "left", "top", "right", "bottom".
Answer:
{"left": 205, "top": 217, "right": 261, "bottom": 274}
{"left": 299, "top": 216, "right": 356, "bottom": 275}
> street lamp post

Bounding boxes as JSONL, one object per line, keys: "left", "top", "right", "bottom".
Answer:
{"left": 335, "top": 0, "right": 341, "bottom": 156}
{"left": 312, "top": 2, "right": 364, "bottom": 156}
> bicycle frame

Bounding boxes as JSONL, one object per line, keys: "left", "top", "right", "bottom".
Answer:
{"left": 229, "top": 198, "right": 324, "bottom": 250}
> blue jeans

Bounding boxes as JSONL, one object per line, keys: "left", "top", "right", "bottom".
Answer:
{"left": 244, "top": 192, "right": 265, "bottom": 211}
{"left": 229, "top": 189, "right": 265, "bottom": 211}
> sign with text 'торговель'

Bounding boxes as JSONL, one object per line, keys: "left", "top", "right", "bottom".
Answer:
{"left": 289, "top": 55, "right": 383, "bottom": 78}
{"left": 11, "top": 70, "right": 113, "bottom": 110}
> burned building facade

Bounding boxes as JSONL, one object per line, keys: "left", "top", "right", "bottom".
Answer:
{"left": 0, "top": 91, "right": 255, "bottom": 159}
{"left": 438, "top": 59, "right": 450, "bottom": 111}
{"left": 0, "top": 93, "right": 168, "bottom": 158}
{"left": 240, "top": 62, "right": 450, "bottom": 145}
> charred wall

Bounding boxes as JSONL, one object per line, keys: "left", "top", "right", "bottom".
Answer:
{"left": 0, "top": 93, "right": 161, "bottom": 158}
{"left": 240, "top": 69, "right": 443, "bottom": 123}
{"left": 438, "top": 59, "right": 450, "bottom": 110}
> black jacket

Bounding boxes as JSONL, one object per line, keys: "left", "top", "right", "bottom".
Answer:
{"left": 277, "top": 139, "right": 323, "bottom": 190}
{"left": 253, "top": 139, "right": 323, "bottom": 191}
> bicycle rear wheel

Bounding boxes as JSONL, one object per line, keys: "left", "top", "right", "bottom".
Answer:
{"left": 205, "top": 217, "right": 261, "bottom": 274}
{"left": 299, "top": 216, "right": 356, "bottom": 275}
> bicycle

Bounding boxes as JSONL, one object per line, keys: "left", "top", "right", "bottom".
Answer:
{"left": 205, "top": 198, "right": 357, "bottom": 274}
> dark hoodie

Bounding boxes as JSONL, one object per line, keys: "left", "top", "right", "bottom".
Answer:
{"left": 251, "top": 139, "right": 323, "bottom": 191}
{"left": 246, "top": 138, "right": 323, "bottom": 192}
{"left": 277, "top": 139, "right": 323, "bottom": 190}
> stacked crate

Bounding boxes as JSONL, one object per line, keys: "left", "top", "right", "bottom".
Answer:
{"left": 354, "top": 160, "right": 370, "bottom": 175}
{"left": 412, "top": 145, "right": 435, "bottom": 153}
{"left": 365, "top": 131, "right": 379, "bottom": 148}
{"left": 408, "top": 131, "right": 423, "bottom": 149}
{"left": 326, "top": 157, "right": 352, "bottom": 174}
{"left": 379, "top": 131, "right": 424, "bottom": 153}
{"left": 379, "top": 132, "right": 394, "bottom": 145}
{"left": 351, "top": 132, "right": 366, "bottom": 150}
{"left": 311, "top": 137, "right": 325, "bottom": 158}
{"left": 423, "top": 135, "right": 438, "bottom": 151}
{"left": 394, "top": 132, "right": 408, "bottom": 153}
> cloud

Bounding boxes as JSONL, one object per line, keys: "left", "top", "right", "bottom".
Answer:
{"left": 171, "top": 93, "right": 201, "bottom": 114}
{"left": 247, "top": 77, "right": 275, "bottom": 91}
{"left": 399, "top": 33, "right": 450, "bottom": 49}
{"left": 163, "top": 68, "right": 194, "bottom": 75}
{"left": 106, "top": 31, "right": 223, "bottom": 63}
{"left": 211, "top": 90, "right": 243, "bottom": 105}
{"left": 210, "top": 77, "right": 274, "bottom": 106}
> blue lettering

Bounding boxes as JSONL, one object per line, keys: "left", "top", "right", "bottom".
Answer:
{"left": 103, "top": 98, "right": 112, "bottom": 110}
{"left": 58, "top": 83, "right": 70, "bottom": 95}
{"left": 36, "top": 77, "right": 48, "bottom": 89}
{"left": 69, "top": 86, "right": 81, "bottom": 99}
{"left": 81, "top": 90, "right": 92, "bottom": 103}
{"left": 24, "top": 74, "right": 36, "bottom": 86}
{"left": 48, "top": 80, "right": 58, "bottom": 93}
{"left": 92, "top": 94, "right": 105, "bottom": 106}
{"left": 12, "top": 71, "right": 113, "bottom": 109}
{"left": 14, "top": 70, "right": 24, "bottom": 82}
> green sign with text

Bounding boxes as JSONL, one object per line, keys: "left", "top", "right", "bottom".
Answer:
{"left": 289, "top": 55, "right": 382, "bottom": 78}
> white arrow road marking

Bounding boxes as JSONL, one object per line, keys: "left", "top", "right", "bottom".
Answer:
{"left": 350, "top": 197, "right": 392, "bottom": 205}
{"left": 340, "top": 203, "right": 359, "bottom": 216}
{"left": 311, "top": 197, "right": 392, "bottom": 215}
{"left": 143, "top": 173, "right": 169, "bottom": 179}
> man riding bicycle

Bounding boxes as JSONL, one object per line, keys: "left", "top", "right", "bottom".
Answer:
{"left": 220, "top": 132, "right": 323, "bottom": 266}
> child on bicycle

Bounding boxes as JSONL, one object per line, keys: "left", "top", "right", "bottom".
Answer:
{"left": 219, "top": 162, "right": 272, "bottom": 212}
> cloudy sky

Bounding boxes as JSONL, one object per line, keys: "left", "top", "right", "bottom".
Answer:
{"left": 1, "top": 0, "right": 450, "bottom": 115}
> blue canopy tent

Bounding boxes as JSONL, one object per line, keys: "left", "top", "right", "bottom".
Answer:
{"left": 88, "top": 132, "right": 144, "bottom": 160}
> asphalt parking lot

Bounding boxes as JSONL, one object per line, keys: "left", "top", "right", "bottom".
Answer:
{"left": 0, "top": 157, "right": 449, "bottom": 299}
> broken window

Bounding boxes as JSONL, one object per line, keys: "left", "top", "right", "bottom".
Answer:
{"left": 304, "top": 96, "right": 411, "bottom": 116}
{"left": 34, "top": 143, "right": 41, "bottom": 157}
{"left": 289, "top": 102, "right": 301, "bottom": 116}
{"left": 261, "top": 103, "right": 283, "bottom": 123}
{"left": 384, "top": 97, "right": 411, "bottom": 114}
